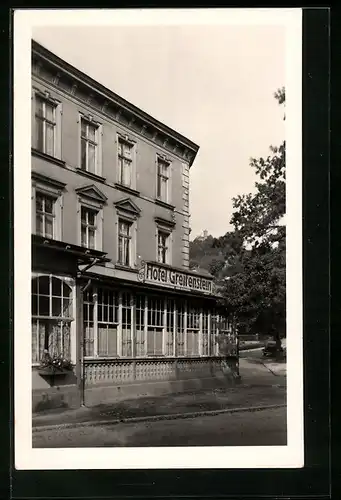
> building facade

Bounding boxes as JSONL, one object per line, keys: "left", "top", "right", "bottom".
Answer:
{"left": 31, "top": 41, "right": 237, "bottom": 412}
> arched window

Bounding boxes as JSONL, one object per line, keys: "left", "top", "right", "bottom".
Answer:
{"left": 31, "top": 275, "right": 73, "bottom": 364}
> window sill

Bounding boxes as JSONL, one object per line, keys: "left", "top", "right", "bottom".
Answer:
{"left": 31, "top": 148, "right": 66, "bottom": 168}
{"left": 154, "top": 199, "right": 175, "bottom": 211}
{"left": 115, "top": 264, "right": 139, "bottom": 273}
{"left": 114, "top": 183, "right": 140, "bottom": 197}
{"left": 76, "top": 168, "right": 106, "bottom": 183}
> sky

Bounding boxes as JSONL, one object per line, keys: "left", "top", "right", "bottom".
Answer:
{"left": 33, "top": 24, "right": 285, "bottom": 239}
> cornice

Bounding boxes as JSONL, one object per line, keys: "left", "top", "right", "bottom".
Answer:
{"left": 32, "top": 40, "right": 199, "bottom": 167}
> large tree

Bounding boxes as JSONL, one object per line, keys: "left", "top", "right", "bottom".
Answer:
{"left": 219, "top": 88, "right": 286, "bottom": 348}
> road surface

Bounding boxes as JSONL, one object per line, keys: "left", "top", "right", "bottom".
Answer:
{"left": 33, "top": 406, "right": 286, "bottom": 448}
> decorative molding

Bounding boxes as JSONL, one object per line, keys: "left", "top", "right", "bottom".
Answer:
{"left": 31, "top": 171, "right": 67, "bottom": 191}
{"left": 114, "top": 197, "right": 141, "bottom": 217}
{"left": 75, "top": 184, "right": 108, "bottom": 203}
{"left": 154, "top": 216, "right": 176, "bottom": 229}
{"left": 75, "top": 168, "right": 106, "bottom": 184}
{"left": 114, "top": 183, "right": 140, "bottom": 197}
{"left": 154, "top": 199, "right": 175, "bottom": 211}
{"left": 31, "top": 148, "right": 66, "bottom": 168}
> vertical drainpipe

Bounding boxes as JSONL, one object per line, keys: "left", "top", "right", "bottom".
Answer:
{"left": 76, "top": 280, "right": 84, "bottom": 407}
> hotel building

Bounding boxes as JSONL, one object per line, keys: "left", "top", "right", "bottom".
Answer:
{"left": 31, "top": 40, "right": 238, "bottom": 412}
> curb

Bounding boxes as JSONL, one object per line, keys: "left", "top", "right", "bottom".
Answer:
{"left": 33, "top": 403, "right": 286, "bottom": 433}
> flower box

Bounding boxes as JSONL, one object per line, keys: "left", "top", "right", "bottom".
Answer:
{"left": 38, "top": 367, "right": 70, "bottom": 377}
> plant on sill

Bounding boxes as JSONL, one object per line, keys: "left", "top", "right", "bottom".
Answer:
{"left": 38, "top": 350, "right": 73, "bottom": 375}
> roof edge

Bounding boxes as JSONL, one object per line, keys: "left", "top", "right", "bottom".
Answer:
{"left": 32, "top": 40, "right": 200, "bottom": 166}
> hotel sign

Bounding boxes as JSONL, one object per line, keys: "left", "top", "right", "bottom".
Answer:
{"left": 138, "top": 261, "right": 214, "bottom": 295}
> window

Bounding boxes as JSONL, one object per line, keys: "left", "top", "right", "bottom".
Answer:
{"left": 81, "top": 206, "right": 97, "bottom": 249}
{"left": 36, "top": 192, "right": 56, "bottom": 239}
{"left": 97, "top": 289, "right": 119, "bottom": 357}
{"left": 157, "top": 158, "right": 170, "bottom": 202}
{"left": 34, "top": 95, "right": 56, "bottom": 157}
{"left": 80, "top": 118, "right": 98, "bottom": 173}
{"left": 136, "top": 294, "right": 146, "bottom": 357}
{"left": 176, "top": 301, "right": 186, "bottom": 356}
{"left": 31, "top": 275, "right": 73, "bottom": 363}
{"left": 166, "top": 298, "right": 175, "bottom": 356}
{"left": 118, "top": 138, "right": 133, "bottom": 187}
{"left": 211, "top": 311, "right": 220, "bottom": 356}
{"left": 122, "top": 292, "right": 132, "bottom": 356}
{"left": 147, "top": 296, "right": 164, "bottom": 356}
{"left": 157, "top": 230, "right": 169, "bottom": 264}
{"left": 83, "top": 289, "right": 95, "bottom": 357}
{"left": 202, "top": 311, "right": 209, "bottom": 356}
{"left": 118, "top": 219, "right": 132, "bottom": 266}
{"left": 187, "top": 304, "right": 200, "bottom": 356}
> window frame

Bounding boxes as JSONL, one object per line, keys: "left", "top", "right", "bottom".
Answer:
{"left": 117, "top": 134, "right": 136, "bottom": 189}
{"left": 78, "top": 113, "right": 103, "bottom": 176}
{"left": 31, "top": 273, "right": 76, "bottom": 366}
{"left": 77, "top": 195, "right": 104, "bottom": 251}
{"left": 32, "top": 89, "right": 62, "bottom": 159}
{"left": 32, "top": 177, "right": 64, "bottom": 241}
{"left": 114, "top": 202, "right": 140, "bottom": 269}
{"left": 156, "top": 155, "right": 171, "bottom": 204}
{"left": 117, "top": 218, "right": 132, "bottom": 267}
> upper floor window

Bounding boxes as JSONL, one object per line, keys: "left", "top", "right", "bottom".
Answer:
{"left": 31, "top": 274, "right": 74, "bottom": 364}
{"left": 32, "top": 172, "right": 66, "bottom": 241}
{"left": 118, "top": 138, "right": 133, "bottom": 187}
{"left": 118, "top": 219, "right": 132, "bottom": 267}
{"left": 157, "top": 157, "right": 170, "bottom": 202}
{"left": 36, "top": 192, "right": 56, "bottom": 239}
{"left": 80, "top": 118, "right": 98, "bottom": 174}
{"left": 35, "top": 95, "right": 56, "bottom": 157}
{"left": 81, "top": 206, "right": 98, "bottom": 250}
{"left": 157, "top": 230, "right": 169, "bottom": 264}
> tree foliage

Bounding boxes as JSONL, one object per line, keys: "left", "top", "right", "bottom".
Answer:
{"left": 189, "top": 89, "right": 286, "bottom": 346}
{"left": 222, "top": 89, "right": 286, "bottom": 343}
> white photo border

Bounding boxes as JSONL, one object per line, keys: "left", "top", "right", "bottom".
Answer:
{"left": 14, "top": 7, "right": 303, "bottom": 470}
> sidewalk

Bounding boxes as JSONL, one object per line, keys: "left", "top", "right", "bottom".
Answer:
{"left": 33, "top": 358, "right": 286, "bottom": 430}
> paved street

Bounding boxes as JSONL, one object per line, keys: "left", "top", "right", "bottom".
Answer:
{"left": 33, "top": 406, "right": 286, "bottom": 448}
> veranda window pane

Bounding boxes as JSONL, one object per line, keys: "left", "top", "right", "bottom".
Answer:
{"left": 52, "top": 277, "right": 61, "bottom": 296}
{"left": 98, "top": 327, "right": 107, "bottom": 356}
{"left": 154, "top": 329, "right": 163, "bottom": 355}
{"left": 107, "top": 328, "right": 118, "bottom": 356}
{"left": 84, "top": 325, "right": 94, "bottom": 357}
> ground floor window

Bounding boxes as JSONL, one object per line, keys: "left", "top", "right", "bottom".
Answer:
{"left": 82, "top": 286, "right": 235, "bottom": 359}
{"left": 31, "top": 274, "right": 74, "bottom": 363}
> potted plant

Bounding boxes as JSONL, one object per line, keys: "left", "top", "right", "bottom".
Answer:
{"left": 38, "top": 350, "right": 73, "bottom": 377}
